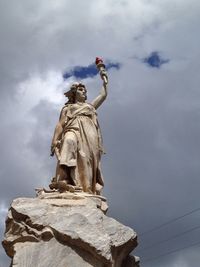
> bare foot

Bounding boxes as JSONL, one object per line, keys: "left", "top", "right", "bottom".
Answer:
{"left": 57, "top": 180, "right": 75, "bottom": 193}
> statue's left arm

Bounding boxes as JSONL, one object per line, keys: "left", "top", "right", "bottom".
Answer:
{"left": 91, "top": 81, "right": 108, "bottom": 109}
{"left": 50, "top": 106, "right": 68, "bottom": 157}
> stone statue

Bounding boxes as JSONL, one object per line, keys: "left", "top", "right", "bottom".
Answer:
{"left": 49, "top": 58, "right": 108, "bottom": 195}
{"left": 2, "top": 58, "right": 140, "bottom": 267}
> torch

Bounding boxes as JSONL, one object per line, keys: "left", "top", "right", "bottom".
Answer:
{"left": 95, "top": 57, "right": 108, "bottom": 84}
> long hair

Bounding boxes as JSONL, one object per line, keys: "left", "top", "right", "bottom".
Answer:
{"left": 64, "top": 82, "right": 87, "bottom": 104}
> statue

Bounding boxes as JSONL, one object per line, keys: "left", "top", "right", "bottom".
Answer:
{"left": 49, "top": 58, "right": 108, "bottom": 195}
{"left": 2, "top": 58, "right": 139, "bottom": 267}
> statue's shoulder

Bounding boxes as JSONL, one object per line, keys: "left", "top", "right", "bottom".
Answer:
{"left": 59, "top": 104, "right": 71, "bottom": 119}
{"left": 85, "top": 102, "right": 94, "bottom": 108}
{"left": 62, "top": 103, "right": 73, "bottom": 110}
{"left": 87, "top": 102, "right": 97, "bottom": 111}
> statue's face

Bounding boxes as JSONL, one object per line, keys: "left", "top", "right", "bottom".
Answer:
{"left": 75, "top": 86, "right": 87, "bottom": 102}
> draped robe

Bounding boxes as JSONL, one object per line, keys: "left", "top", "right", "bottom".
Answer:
{"left": 58, "top": 102, "right": 104, "bottom": 194}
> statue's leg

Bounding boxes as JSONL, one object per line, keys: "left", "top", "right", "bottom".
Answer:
{"left": 49, "top": 162, "right": 67, "bottom": 190}
{"left": 57, "top": 164, "right": 75, "bottom": 185}
{"left": 58, "top": 131, "right": 77, "bottom": 186}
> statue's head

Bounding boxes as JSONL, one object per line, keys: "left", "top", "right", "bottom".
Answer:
{"left": 64, "top": 82, "right": 87, "bottom": 103}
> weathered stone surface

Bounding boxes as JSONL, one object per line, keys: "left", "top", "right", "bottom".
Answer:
{"left": 12, "top": 239, "right": 104, "bottom": 267}
{"left": 2, "top": 192, "right": 139, "bottom": 267}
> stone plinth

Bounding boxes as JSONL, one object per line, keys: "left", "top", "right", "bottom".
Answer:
{"left": 2, "top": 190, "right": 139, "bottom": 267}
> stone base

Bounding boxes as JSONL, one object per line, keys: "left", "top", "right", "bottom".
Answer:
{"left": 12, "top": 239, "right": 105, "bottom": 267}
{"left": 2, "top": 191, "right": 139, "bottom": 267}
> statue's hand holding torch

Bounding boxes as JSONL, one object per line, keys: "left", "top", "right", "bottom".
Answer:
{"left": 95, "top": 57, "right": 108, "bottom": 85}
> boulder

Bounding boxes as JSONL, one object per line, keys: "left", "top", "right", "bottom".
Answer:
{"left": 2, "top": 190, "right": 139, "bottom": 267}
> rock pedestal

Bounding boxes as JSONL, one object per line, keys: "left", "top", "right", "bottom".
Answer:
{"left": 2, "top": 190, "right": 139, "bottom": 267}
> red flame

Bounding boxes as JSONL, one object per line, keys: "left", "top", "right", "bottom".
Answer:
{"left": 95, "top": 57, "right": 103, "bottom": 65}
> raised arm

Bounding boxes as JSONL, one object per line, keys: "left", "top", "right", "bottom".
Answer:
{"left": 91, "top": 82, "right": 108, "bottom": 109}
{"left": 91, "top": 57, "right": 109, "bottom": 109}
{"left": 91, "top": 81, "right": 108, "bottom": 109}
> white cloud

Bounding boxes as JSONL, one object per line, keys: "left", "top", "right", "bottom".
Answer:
{"left": 0, "top": 203, "right": 8, "bottom": 225}
{"left": 16, "top": 71, "right": 65, "bottom": 113}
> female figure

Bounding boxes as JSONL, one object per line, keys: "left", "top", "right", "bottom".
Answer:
{"left": 50, "top": 78, "right": 108, "bottom": 195}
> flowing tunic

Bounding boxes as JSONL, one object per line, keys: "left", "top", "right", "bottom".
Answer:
{"left": 59, "top": 102, "right": 104, "bottom": 194}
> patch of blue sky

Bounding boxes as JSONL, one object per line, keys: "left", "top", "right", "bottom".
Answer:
{"left": 63, "top": 62, "right": 120, "bottom": 80}
{"left": 143, "top": 52, "right": 169, "bottom": 68}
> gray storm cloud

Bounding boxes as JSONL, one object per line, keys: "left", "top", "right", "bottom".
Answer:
{"left": 1, "top": 1, "right": 200, "bottom": 266}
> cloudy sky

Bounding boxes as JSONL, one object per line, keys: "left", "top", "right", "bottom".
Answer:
{"left": 0, "top": 0, "right": 200, "bottom": 266}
